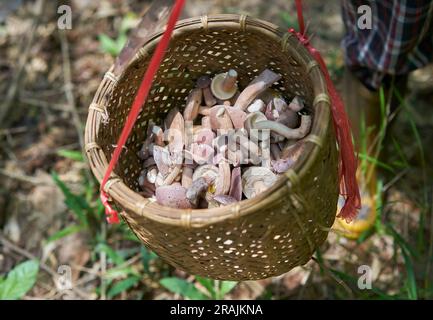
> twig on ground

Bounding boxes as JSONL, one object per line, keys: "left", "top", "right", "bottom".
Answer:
{"left": 0, "top": 0, "right": 46, "bottom": 127}
{"left": 59, "top": 30, "right": 84, "bottom": 151}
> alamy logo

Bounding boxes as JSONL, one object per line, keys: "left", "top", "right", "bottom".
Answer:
{"left": 357, "top": 265, "right": 372, "bottom": 290}
{"left": 357, "top": 5, "right": 372, "bottom": 30}
{"left": 57, "top": 5, "right": 72, "bottom": 30}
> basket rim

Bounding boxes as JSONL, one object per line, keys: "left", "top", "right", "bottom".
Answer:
{"left": 84, "top": 14, "right": 332, "bottom": 227}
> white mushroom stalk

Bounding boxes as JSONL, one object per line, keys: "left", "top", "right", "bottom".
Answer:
{"left": 254, "top": 114, "right": 312, "bottom": 140}
{"left": 234, "top": 69, "right": 282, "bottom": 111}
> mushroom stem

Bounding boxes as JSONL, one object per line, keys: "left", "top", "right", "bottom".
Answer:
{"left": 255, "top": 114, "right": 312, "bottom": 140}
{"left": 163, "top": 165, "right": 182, "bottom": 186}
{"left": 222, "top": 69, "right": 238, "bottom": 92}
{"left": 183, "top": 89, "right": 202, "bottom": 121}
{"left": 181, "top": 166, "right": 193, "bottom": 188}
{"left": 270, "top": 144, "right": 281, "bottom": 161}
{"left": 199, "top": 106, "right": 211, "bottom": 116}
{"left": 215, "top": 162, "right": 231, "bottom": 195}
{"left": 234, "top": 69, "right": 282, "bottom": 111}
{"left": 203, "top": 88, "right": 217, "bottom": 107}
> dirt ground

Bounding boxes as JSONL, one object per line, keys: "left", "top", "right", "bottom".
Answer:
{"left": 1, "top": 0, "right": 432, "bottom": 300}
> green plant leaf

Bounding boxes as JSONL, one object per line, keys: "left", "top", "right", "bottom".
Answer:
{"left": 195, "top": 276, "right": 215, "bottom": 298}
{"left": 141, "top": 247, "right": 157, "bottom": 273}
{"left": 47, "top": 225, "right": 84, "bottom": 243}
{"left": 0, "top": 260, "right": 39, "bottom": 300}
{"left": 52, "top": 171, "right": 89, "bottom": 226}
{"left": 99, "top": 34, "right": 121, "bottom": 56}
{"left": 96, "top": 243, "right": 125, "bottom": 266}
{"left": 160, "top": 277, "right": 208, "bottom": 300}
{"left": 107, "top": 276, "right": 141, "bottom": 298}
{"left": 56, "top": 149, "right": 84, "bottom": 162}
{"left": 219, "top": 281, "right": 238, "bottom": 297}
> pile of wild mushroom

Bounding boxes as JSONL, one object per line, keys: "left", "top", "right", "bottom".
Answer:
{"left": 137, "top": 69, "right": 312, "bottom": 209}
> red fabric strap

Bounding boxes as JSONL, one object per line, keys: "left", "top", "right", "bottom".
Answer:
{"left": 100, "top": 0, "right": 186, "bottom": 224}
{"left": 292, "top": 1, "right": 361, "bottom": 222}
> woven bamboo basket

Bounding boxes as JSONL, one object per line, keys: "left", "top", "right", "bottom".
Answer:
{"left": 85, "top": 14, "right": 339, "bottom": 281}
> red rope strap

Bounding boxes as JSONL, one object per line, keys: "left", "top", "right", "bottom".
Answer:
{"left": 99, "top": 0, "right": 360, "bottom": 224}
{"left": 293, "top": 0, "right": 361, "bottom": 222}
{"left": 100, "top": 0, "right": 186, "bottom": 224}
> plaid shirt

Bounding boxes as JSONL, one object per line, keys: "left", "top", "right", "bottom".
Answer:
{"left": 342, "top": 0, "right": 433, "bottom": 90}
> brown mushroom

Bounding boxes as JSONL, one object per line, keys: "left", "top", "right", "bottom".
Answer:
{"left": 215, "top": 161, "right": 231, "bottom": 196}
{"left": 197, "top": 75, "right": 217, "bottom": 107}
{"left": 181, "top": 166, "right": 194, "bottom": 189}
{"left": 183, "top": 88, "right": 202, "bottom": 122}
{"left": 153, "top": 146, "right": 171, "bottom": 176}
{"left": 211, "top": 69, "right": 238, "bottom": 101}
{"left": 209, "top": 105, "right": 234, "bottom": 132}
{"left": 164, "top": 107, "right": 180, "bottom": 130}
{"left": 242, "top": 167, "right": 277, "bottom": 199}
{"left": 224, "top": 106, "right": 247, "bottom": 129}
{"left": 165, "top": 112, "right": 185, "bottom": 155}
{"left": 156, "top": 183, "right": 193, "bottom": 209}
{"left": 234, "top": 69, "right": 282, "bottom": 111}
{"left": 229, "top": 167, "right": 242, "bottom": 201}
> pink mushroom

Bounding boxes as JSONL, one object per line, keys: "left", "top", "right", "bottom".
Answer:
{"left": 156, "top": 183, "right": 193, "bottom": 209}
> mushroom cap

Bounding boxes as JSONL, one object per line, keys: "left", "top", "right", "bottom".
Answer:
{"left": 156, "top": 183, "right": 193, "bottom": 209}
{"left": 193, "top": 164, "right": 219, "bottom": 184}
{"left": 196, "top": 75, "right": 212, "bottom": 89}
{"left": 242, "top": 167, "right": 277, "bottom": 199}
{"left": 211, "top": 72, "right": 238, "bottom": 100}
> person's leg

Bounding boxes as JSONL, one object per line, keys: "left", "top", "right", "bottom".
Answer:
{"left": 336, "top": 0, "right": 433, "bottom": 238}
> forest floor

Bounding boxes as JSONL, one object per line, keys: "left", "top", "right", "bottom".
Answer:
{"left": 0, "top": 0, "right": 432, "bottom": 300}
